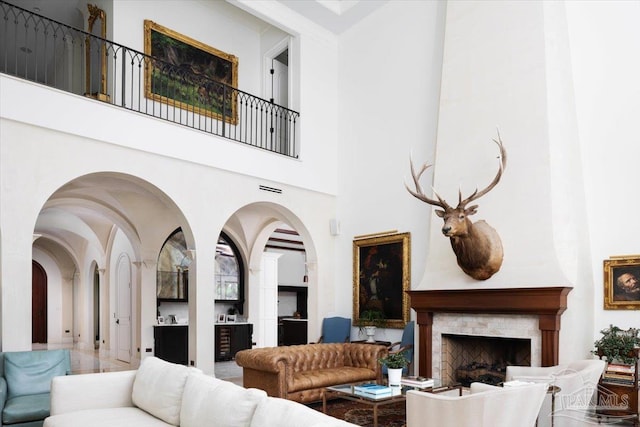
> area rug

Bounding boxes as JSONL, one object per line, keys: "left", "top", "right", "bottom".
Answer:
{"left": 309, "top": 399, "right": 406, "bottom": 427}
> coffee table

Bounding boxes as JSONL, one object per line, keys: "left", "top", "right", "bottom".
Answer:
{"left": 322, "top": 381, "right": 452, "bottom": 427}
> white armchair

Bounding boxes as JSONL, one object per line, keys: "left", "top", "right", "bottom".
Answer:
{"left": 505, "top": 359, "right": 606, "bottom": 427}
{"left": 406, "top": 382, "right": 548, "bottom": 427}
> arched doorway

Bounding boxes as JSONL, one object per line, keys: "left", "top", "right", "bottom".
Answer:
{"left": 225, "top": 203, "right": 319, "bottom": 350}
{"left": 32, "top": 172, "right": 192, "bottom": 363}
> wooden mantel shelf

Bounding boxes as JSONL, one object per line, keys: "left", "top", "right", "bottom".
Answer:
{"left": 408, "top": 286, "right": 573, "bottom": 377}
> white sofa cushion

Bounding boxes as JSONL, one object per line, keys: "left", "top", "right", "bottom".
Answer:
{"left": 249, "top": 396, "right": 357, "bottom": 427}
{"left": 132, "top": 357, "right": 194, "bottom": 426}
{"left": 180, "top": 373, "right": 266, "bottom": 427}
{"left": 50, "top": 370, "right": 137, "bottom": 415}
{"left": 44, "top": 407, "right": 173, "bottom": 427}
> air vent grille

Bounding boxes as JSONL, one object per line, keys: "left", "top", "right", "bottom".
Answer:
{"left": 259, "top": 185, "right": 282, "bottom": 194}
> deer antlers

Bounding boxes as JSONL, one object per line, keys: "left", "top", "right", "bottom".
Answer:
{"left": 405, "top": 131, "right": 507, "bottom": 210}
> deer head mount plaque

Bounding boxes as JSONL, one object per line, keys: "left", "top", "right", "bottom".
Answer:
{"left": 406, "top": 132, "right": 507, "bottom": 280}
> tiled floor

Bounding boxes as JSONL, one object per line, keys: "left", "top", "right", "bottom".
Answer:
{"left": 215, "top": 360, "right": 243, "bottom": 385}
{"left": 33, "top": 343, "right": 131, "bottom": 374}
{"left": 34, "top": 342, "right": 244, "bottom": 384}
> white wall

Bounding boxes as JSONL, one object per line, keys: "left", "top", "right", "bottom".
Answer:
{"left": 335, "top": 1, "right": 445, "bottom": 343}
{"left": 268, "top": 248, "right": 306, "bottom": 286}
{"left": 565, "top": 1, "right": 640, "bottom": 332}
{"left": 335, "top": 0, "right": 638, "bottom": 361}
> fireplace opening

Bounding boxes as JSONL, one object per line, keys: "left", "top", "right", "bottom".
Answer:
{"left": 441, "top": 334, "right": 531, "bottom": 386}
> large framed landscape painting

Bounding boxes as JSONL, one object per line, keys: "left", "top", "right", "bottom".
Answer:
{"left": 353, "top": 232, "right": 410, "bottom": 329}
{"left": 603, "top": 256, "right": 640, "bottom": 310}
{"left": 144, "top": 20, "right": 238, "bottom": 124}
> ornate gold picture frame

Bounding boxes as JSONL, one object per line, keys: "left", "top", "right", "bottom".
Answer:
{"left": 603, "top": 256, "right": 640, "bottom": 310}
{"left": 353, "top": 232, "right": 410, "bottom": 328}
{"left": 144, "top": 20, "right": 238, "bottom": 124}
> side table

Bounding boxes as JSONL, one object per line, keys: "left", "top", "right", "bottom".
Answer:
{"left": 351, "top": 340, "right": 391, "bottom": 347}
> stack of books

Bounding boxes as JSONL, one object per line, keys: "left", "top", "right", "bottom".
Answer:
{"left": 400, "top": 376, "right": 435, "bottom": 388}
{"left": 602, "top": 363, "right": 636, "bottom": 386}
{"left": 353, "top": 383, "right": 393, "bottom": 398}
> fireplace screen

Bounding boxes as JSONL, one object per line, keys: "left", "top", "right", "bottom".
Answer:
{"left": 441, "top": 334, "right": 531, "bottom": 386}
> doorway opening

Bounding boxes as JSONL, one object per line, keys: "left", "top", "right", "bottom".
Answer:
{"left": 32, "top": 260, "right": 48, "bottom": 344}
{"left": 93, "top": 265, "right": 100, "bottom": 350}
{"left": 266, "top": 43, "right": 290, "bottom": 154}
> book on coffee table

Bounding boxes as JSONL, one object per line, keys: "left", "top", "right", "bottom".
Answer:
{"left": 401, "top": 376, "right": 434, "bottom": 388}
{"left": 353, "top": 383, "right": 393, "bottom": 398}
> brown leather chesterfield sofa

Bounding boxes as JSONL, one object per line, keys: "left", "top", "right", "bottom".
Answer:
{"left": 234, "top": 343, "right": 388, "bottom": 403}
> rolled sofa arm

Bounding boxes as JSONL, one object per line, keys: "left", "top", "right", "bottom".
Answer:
{"left": 50, "top": 370, "right": 137, "bottom": 415}
{"left": 235, "top": 347, "right": 292, "bottom": 399}
{"left": 235, "top": 347, "right": 291, "bottom": 374}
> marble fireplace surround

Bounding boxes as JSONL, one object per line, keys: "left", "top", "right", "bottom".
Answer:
{"left": 408, "top": 287, "right": 572, "bottom": 378}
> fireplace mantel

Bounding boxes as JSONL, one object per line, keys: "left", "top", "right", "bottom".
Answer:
{"left": 409, "top": 287, "right": 572, "bottom": 377}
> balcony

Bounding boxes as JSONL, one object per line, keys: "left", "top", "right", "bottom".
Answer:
{"left": 0, "top": 1, "right": 300, "bottom": 158}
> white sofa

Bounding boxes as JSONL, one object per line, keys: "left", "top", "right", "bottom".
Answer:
{"left": 44, "top": 356, "right": 357, "bottom": 427}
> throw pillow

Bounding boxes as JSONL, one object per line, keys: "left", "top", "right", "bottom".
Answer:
{"left": 131, "top": 356, "right": 193, "bottom": 426}
{"left": 180, "top": 373, "right": 266, "bottom": 427}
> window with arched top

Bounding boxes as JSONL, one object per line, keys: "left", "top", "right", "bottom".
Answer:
{"left": 157, "top": 228, "right": 190, "bottom": 301}
{"left": 215, "top": 232, "right": 244, "bottom": 312}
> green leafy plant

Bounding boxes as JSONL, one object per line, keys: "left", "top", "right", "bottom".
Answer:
{"left": 355, "top": 309, "right": 387, "bottom": 331}
{"left": 592, "top": 325, "right": 640, "bottom": 365}
{"left": 378, "top": 351, "right": 410, "bottom": 369}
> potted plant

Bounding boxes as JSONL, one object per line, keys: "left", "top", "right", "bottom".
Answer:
{"left": 592, "top": 325, "right": 640, "bottom": 365}
{"left": 355, "top": 309, "right": 387, "bottom": 343}
{"left": 379, "top": 351, "right": 409, "bottom": 387}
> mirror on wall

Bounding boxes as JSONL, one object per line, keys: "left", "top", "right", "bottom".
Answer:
{"left": 157, "top": 228, "right": 190, "bottom": 301}
{"left": 85, "top": 4, "right": 109, "bottom": 101}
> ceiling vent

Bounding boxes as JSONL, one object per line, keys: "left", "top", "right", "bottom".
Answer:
{"left": 259, "top": 185, "right": 282, "bottom": 194}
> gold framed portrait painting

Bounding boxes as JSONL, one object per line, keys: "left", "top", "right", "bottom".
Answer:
{"left": 603, "top": 256, "right": 640, "bottom": 310}
{"left": 353, "top": 232, "right": 410, "bottom": 329}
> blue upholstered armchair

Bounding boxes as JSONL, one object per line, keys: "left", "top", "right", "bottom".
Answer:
{"left": 382, "top": 321, "right": 414, "bottom": 376}
{"left": 317, "top": 317, "right": 352, "bottom": 343}
{"left": 0, "top": 349, "right": 71, "bottom": 427}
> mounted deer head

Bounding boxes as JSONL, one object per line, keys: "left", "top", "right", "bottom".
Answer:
{"left": 406, "top": 132, "right": 507, "bottom": 280}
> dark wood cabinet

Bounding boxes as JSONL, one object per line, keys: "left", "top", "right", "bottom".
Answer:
{"left": 215, "top": 323, "right": 252, "bottom": 361}
{"left": 154, "top": 325, "right": 188, "bottom": 365}
{"left": 281, "top": 319, "right": 307, "bottom": 346}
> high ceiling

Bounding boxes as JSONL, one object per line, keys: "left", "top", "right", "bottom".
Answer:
{"left": 7, "top": 0, "right": 387, "bottom": 35}
{"left": 277, "top": 0, "right": 388, "bottom": 34}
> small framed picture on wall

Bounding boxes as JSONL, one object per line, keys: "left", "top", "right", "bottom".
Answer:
{"left": 217, "top": 314, "right": 226, "bottom": 323}
{"left": 603, "top": 256, "right": 640, "bottom": 310}
{"left": 226, "top": 314, "right": 236, "bottom": 323}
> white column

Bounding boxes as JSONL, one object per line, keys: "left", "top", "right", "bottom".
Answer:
{"left": 252, "top": 252, "right": 282, "bottom": 348}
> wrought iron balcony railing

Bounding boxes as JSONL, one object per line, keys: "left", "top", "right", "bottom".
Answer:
{"left": 0, "top": 1, "right": 299, "bottom": 158}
